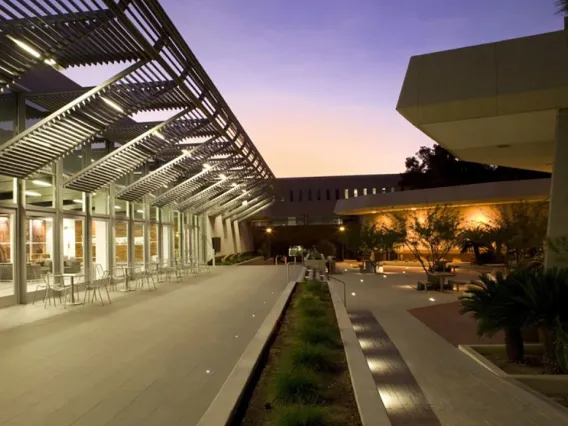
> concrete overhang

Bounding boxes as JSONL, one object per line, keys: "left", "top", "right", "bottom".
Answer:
{"left": 397, "top": 30, "right": 568, "bottom": 172}
{"left": 334, "top": 179, "right": 550, "bottom": 215}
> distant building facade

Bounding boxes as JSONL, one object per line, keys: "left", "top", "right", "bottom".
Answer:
{"left": 252, "top": 174, "right": 402, "bottom": 227}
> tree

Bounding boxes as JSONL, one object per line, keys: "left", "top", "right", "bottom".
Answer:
{"left": 488, "top": 202, "right": 548, "bottom": 265}
{"left": 557, "top": 0, "right": 568, "bottom": 15}
{"left": 400, "top": 144, "right": 550, "bottom": 190}
{"left": 460, "top": 272, "right": 528, "bottom": 363}
{"left": 392, "top": 205, "right": 463, "bottom": 273}
{"left": 459, "top": 225, "right": 495, "bottom": 265}
{"left": 344, "top": 222, "right": 405, "bottom": 267}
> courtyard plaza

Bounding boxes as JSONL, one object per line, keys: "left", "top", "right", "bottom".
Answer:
{"left": 0, "top": 265, "right": 301, "bottom": 426}
{"left": 331, "top": 263, "right": 568, "bottom": 426}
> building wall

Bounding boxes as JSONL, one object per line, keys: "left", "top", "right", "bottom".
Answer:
{"left": 360, "top": 202, "right": 544, "bottom": 262}
{"left": 253, "top": 174, "right": 402, "bottom": 226}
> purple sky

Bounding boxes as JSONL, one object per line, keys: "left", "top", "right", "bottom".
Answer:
{"left": 67, "top": 0, "right": 564, "bottom": 177}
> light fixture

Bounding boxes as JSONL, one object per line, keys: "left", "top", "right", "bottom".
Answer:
{"left": 25, "top": 191, "right": 41, "bottom": 197}
{"left": 44, "top": 58, "right": 57, "bottom": 66}
{"left": 411, "top": 207, "right": 417, "bottom": 211}
{"left": 266, "top": 227, "right": 272, "bottom": 234}
{"left": 0, "top": 217, "right": 8, "bottom": 222}
{"left": 136, "top": 209, "right": 144, "bottom": 213}
{"left": 429, "top": 297, "right": 436, "bottom": 302}
{"left": 360, "top": 279, "right": 364, "bottom": 282}
{"left": 32, "top": 180, "right": 51, "bottom": 187}
{"left": 231, "top": 183, "right": 238, "bottom": 187}
{"left": 101, "top": 97, "right": 124, "bottom": 113}
{"left": 339, "top": 225, "right": 345, "bottom": 232}
{"left": 153, "top": 131, "right": 165, "bottom": 140}
{"left": 372, "top": 210, "right": 377, "bottom": 214}
{"left": 182, "top": 149, "right": 191, "bottom": 156}
{"left": 72, "top": 199, "right": 84, "bottom": 204}
{"left": 114, "top": 205, "right": 121, "bottom": 210}
{"left": 219, "top": 174, "right": 227, "bottom": 180}
{"left": 351, "top": 292, "right": 356, "bottom": 296}
{"left": 242, "top": 200, "right": 248, "bottom": 206}
{"left": 8, "top": 36, "right": 41, "bottom": 58}
{"left": 203, "top": 163, "right": 212, "bottom": 170}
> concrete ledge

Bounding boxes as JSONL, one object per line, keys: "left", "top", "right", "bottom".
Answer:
{"left": 459, "top": 344, "right": 568, "bottom": 418}
{"left": 234, "top": 256, "right": 263, "bottom": 266}
{"left": 328, "top": 280, "right": 391, "bottom": 426}
{"left": 197, "top": 266, "right": 306, "bottom": 426}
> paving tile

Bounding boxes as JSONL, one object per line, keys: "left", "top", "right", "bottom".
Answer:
{"left": 0, "top": 266, "right": 295, "bottom": 426}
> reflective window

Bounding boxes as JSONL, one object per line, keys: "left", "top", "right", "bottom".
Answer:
{"left": 27, "top": 173, "right": 54, "bottom": 208}
{"left": 115, "top": 221, "right": 128, "bottom": 265}
{"left": 0, "top": 213, "right": 14, "bottom": 297}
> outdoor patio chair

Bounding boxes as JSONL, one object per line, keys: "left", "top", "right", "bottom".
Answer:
{"left": 34, "top": 272, "right": 71, "bottom": 308}
{"left": 83, "top": 270, "right": 112, "bottom": 305}
{"left": 140, "top": 263, "right": 157, "bottom": 291}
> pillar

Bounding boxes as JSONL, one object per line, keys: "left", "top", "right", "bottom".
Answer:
{"left": 546, "top": 108, "right": 568, "bottom": 268}
{"left": 204, "top": 213, "right": 214, "bottom": 262}
{"left": 234, "top": 220, "right": 242, "bottom": 253}
{"left": 212, "top": 215, "right": 225, "bottom": 255}
{"left": 14, "top": 94, "right": 27, "bottom": 303}
{"left": 225, "top": 218, "right": 235, "bottom": 254}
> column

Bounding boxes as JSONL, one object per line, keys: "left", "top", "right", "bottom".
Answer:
{"left": 225, "top": 218, "right": 235, "bottom": 254}
{"left": 234, "top": 220, "right": 242, "bottom": 254}
{"left": 212, "top": 215, "right": 224, "bottom": 255}
{"left": 546, "top": 108, "right": 568, "bottom": 268}
{"left": 204, "top": 214, "right": 214, "bottom": 263}
{"left": 14, "top": 94, "right": 27, "bottom": 303}
{"left": 179, "top": 211, "right": 185, "bottom": 262}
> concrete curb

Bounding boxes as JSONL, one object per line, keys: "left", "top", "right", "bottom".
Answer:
{"left": 233, "top": 256, "right": 263, "bottom": 266}
{"left": 328, "top": 280, "right": 391, "bottom": 426}
{"left": 197, "top": 266, "right": 306, "bottom": 426}
{"left": 459, "top": 344, "right": 568, "bottom": 419}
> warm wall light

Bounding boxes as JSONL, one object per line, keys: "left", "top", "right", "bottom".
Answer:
{"left": 339, "top": 225, "right": 345, "bottom": 232}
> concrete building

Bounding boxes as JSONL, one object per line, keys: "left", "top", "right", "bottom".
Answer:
{"left": 396, "top": 26, "right": 568, "bottom": 267}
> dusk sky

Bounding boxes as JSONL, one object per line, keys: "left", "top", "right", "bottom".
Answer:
{"left": 67, "top": 0, "right": 564, "bottom": 177}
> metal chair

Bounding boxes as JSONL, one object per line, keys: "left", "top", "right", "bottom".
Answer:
{"left": 83, "top": 270, "right": 112, "bottom": 305}
{"left": 36, "top": 273, "right": 71, "bottom": 308}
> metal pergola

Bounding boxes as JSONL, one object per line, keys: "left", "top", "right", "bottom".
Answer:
{"left": 0, "top": 0, "right": 274, "bottom": 214}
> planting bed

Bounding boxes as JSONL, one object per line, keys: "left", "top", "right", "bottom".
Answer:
{"left": 470, "top": 345, "right": 568, "bottom": 409}
{"left": 236, "top": 280, "right": 361, "bottom": 425}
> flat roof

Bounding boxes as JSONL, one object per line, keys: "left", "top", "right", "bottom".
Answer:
{"left": 397, "top": 29, "right": 568, "bottom": 172}
{"left": 334, "top": 179, "right": 550, "bottom": 215}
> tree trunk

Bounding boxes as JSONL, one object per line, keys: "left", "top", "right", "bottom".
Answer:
{"left": 539, "top": 327, "right": 560, "bottom": 373}
{"left": 504, "top": 326, "right": 524, "bottom": 363}
{"left": 473, "top": 246, "right": 481, "bottom": 264}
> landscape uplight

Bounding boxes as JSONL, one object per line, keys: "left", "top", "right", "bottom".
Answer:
{"left": 8, "top": 36, "right": 41, "bottom": 58}
{"left": 339, "top": 225, "right": 345, "bottom": 232}
{"left": 101, "top": 97, "right": 124, "bottom": 113}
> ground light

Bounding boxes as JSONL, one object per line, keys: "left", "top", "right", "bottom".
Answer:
{"left": 429, "top": 297, "right": 436, "bottom": 302}
{"left": 351, "top": 292, "right": 356, "bottom": 296}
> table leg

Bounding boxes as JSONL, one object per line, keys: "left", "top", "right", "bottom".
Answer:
{"left": 70, "top": 277, "right": 75, "bottom": 303}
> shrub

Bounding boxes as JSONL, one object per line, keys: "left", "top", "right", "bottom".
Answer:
{"left": 275, "top": 404, "right": 327, "bottom": 426}
{"left": 298, "top": 322, "right": 339, "bottom": 347}
{"left": 297, "top": 297, "right": 327, "bottom": 318}
{"left": 274, "top": 368, "right": 321, "bottom": 404}
{"left": 291, "top": 344, "right": 336, "bottom": 372}
{"left": 304, "top": 280, "right": 326, "bottom": 297}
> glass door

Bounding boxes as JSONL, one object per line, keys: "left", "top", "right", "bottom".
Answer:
{"left": 26, "top": 214, "right": 54, "bottom": 293}
{"left": 92, "top": 219, "right": 109, "bottom": 278}
{"left": 0, "top": 211, "right": 14, "bottom": 298}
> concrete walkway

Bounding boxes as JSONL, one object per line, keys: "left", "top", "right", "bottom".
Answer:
{"left": 0, "top": 265, "right": 297, "bottom": 426}
{"left": 331, "top": 267, "right": 568, "bottom": 426}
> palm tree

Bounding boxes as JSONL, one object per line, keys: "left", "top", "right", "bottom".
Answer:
{"left": 459, "top": 225, "right": 493, "bottom": 264}
{"left": 557, "top": 0, "right": 568, "bottom": 15}
{"left": 460, "top": 272, "right": 528, "bottom": 362}
{"left": 513, "top": 267, "right": 568, "bottom": 372}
